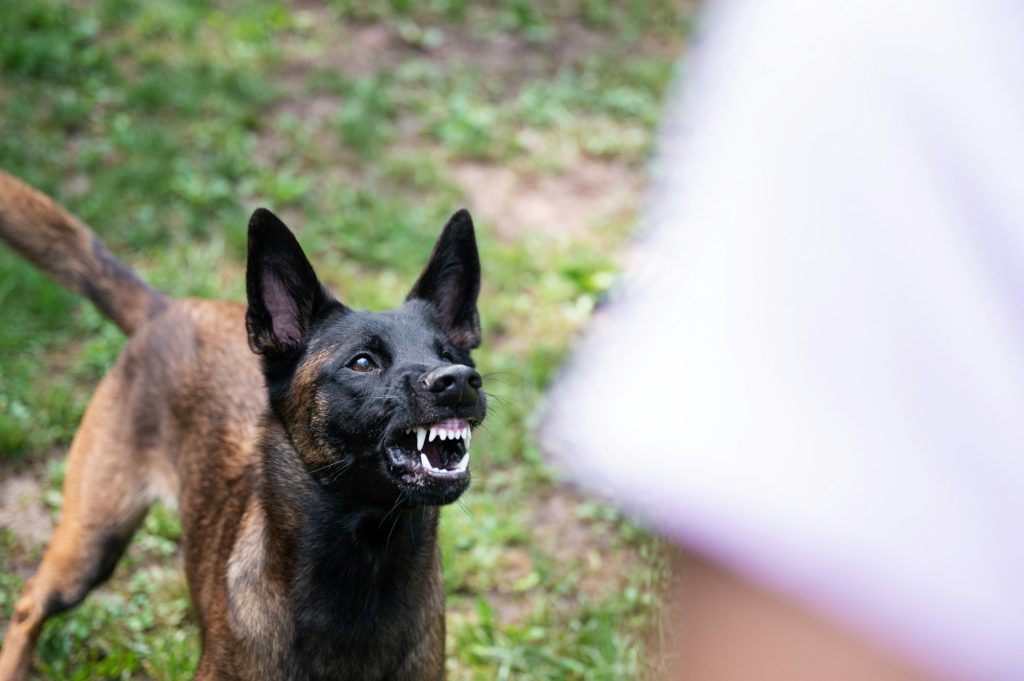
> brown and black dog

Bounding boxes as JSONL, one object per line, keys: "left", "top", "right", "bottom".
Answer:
{"left": 0, "top": 170, "right": 486, "bottom": 680}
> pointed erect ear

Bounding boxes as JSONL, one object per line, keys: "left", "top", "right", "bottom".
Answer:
{"left": 246, "top": 208, "right": 338, "bottom": 358}
{"left": 407, "top": 209, "right": 482, "bottom": 350}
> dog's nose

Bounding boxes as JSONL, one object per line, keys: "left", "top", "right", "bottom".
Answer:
{"left": 421, "top": 365, "right": 483, "bottom": 407}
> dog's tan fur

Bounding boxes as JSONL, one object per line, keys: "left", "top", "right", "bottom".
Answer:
{"left": 0, "top": 171, "right": 451, "bottom": 680}
{"left": 0, "top": 172, "right": 169, "bottom": 334}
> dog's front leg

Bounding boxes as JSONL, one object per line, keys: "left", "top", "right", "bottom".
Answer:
{"left": 0, "top": 578, "right": 46, "bottom": 681}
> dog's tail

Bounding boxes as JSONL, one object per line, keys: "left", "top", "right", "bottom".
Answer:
{"left": 0, "top": 170, "right": 169, "bottom": 335}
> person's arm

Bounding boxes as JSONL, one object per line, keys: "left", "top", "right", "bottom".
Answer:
{"left": 665, "top": 550, "right": 938, "bottom": 681}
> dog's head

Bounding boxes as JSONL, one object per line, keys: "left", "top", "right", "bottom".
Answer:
{"left": 244, "top": 208, "right": 485, "bottom": 507}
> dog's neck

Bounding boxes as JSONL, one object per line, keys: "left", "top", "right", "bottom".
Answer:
{"left": 250, "top": 418, "right": 445, "bottom": 678}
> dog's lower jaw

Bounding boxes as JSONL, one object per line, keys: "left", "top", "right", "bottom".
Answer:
{"left": 211, "top": 423, "right": 447, "bottom": 681}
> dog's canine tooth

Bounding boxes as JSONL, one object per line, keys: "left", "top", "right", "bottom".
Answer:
{"left": 464, "top": 428, "right": 471, "bottom": 450}
{"left": 420, "top": 452, "right": 433, "bottom": 471}
{"left": 454, "top": 452, "right": 469, "bottom": 472}
{"left": 416, "top": 427, "right": 427, "bottom": 451}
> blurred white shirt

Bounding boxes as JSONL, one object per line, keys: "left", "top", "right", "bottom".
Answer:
{"left": 543, "top": 1, "right": 1024, "bottom": 679}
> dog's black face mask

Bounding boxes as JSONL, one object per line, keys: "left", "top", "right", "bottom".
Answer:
{"left": 244, "top": 208, "right": 485, "bottom": 507}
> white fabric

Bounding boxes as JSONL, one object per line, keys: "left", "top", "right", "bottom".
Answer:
{"left": 542, "top": 2, "right": 1024, "bottom": 679}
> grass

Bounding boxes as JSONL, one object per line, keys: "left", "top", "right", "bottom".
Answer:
{"left": 0, "top": 0, "right": 689, "bottom": 678}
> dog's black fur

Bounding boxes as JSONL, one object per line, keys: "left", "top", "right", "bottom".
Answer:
{"left": 246, "top": 208, "right": 485, "bottom": 507}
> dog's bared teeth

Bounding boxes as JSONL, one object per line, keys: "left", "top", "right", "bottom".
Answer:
{"left": 464, "top": 428, "right": 471, "bottom": 451}
{"left": 416, "top": 427, "right": 427, "bottom": 451}
{"left": 454, "top": 452, "right": 469, "bottom": 472}
{"left": 420, "top": 452, "right": 433, "bottom": 471}
{"left": 429, "top": 427, "right": 438, "bottom": 442}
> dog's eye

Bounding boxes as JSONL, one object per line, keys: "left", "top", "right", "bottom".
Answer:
{"left": 348, "top": 355, "right": 377, "bottom": 373}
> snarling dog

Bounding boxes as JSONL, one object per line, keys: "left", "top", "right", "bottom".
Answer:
{"left": 0, "top": 170, "right": 485, "bottom": 681}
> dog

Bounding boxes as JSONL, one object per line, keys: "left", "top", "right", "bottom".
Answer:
{"left": 0, "top": 169, "right": 486, "bottom": 680}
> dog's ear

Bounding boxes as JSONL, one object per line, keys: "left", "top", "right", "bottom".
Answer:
{"left": 407, "top": 209, "right": 482, "bottom": 350}
{"left": 246, "top": 208, "right": 340, "bottom": 357}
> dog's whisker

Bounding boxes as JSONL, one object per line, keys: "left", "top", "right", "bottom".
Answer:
{"left": 384, "top": 494, "right": 407, "bottom": 556}
{"left": 325, "top": 460, "right": 355, "bottom": 485}
{"left": 474, "top": 422, "right": 499, "bottom": 436}
{"left": 309, "top": 459, "right": 348, "bottom": 475}
{"left": 475, "top": 407, "right": 508, "bottom": 425}
{"left": 480, "top": 372, "right": 518, "bottom": 387}
{"left": 378, "top": 493, "right": 406, "bottom": 530}
{"left": 483, "top": 391, "right": 511, "bottom": 405}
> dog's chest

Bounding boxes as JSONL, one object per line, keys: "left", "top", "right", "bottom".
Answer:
{"left": 223, "top": 506, "right": 445, "bottom": 681}
{"left": 223, "top": 580, "right": 444, "bottom": 681}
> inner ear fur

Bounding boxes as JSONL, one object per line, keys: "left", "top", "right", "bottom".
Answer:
{"left": 245, "top": 208, "right": 339, "bottom": 357}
